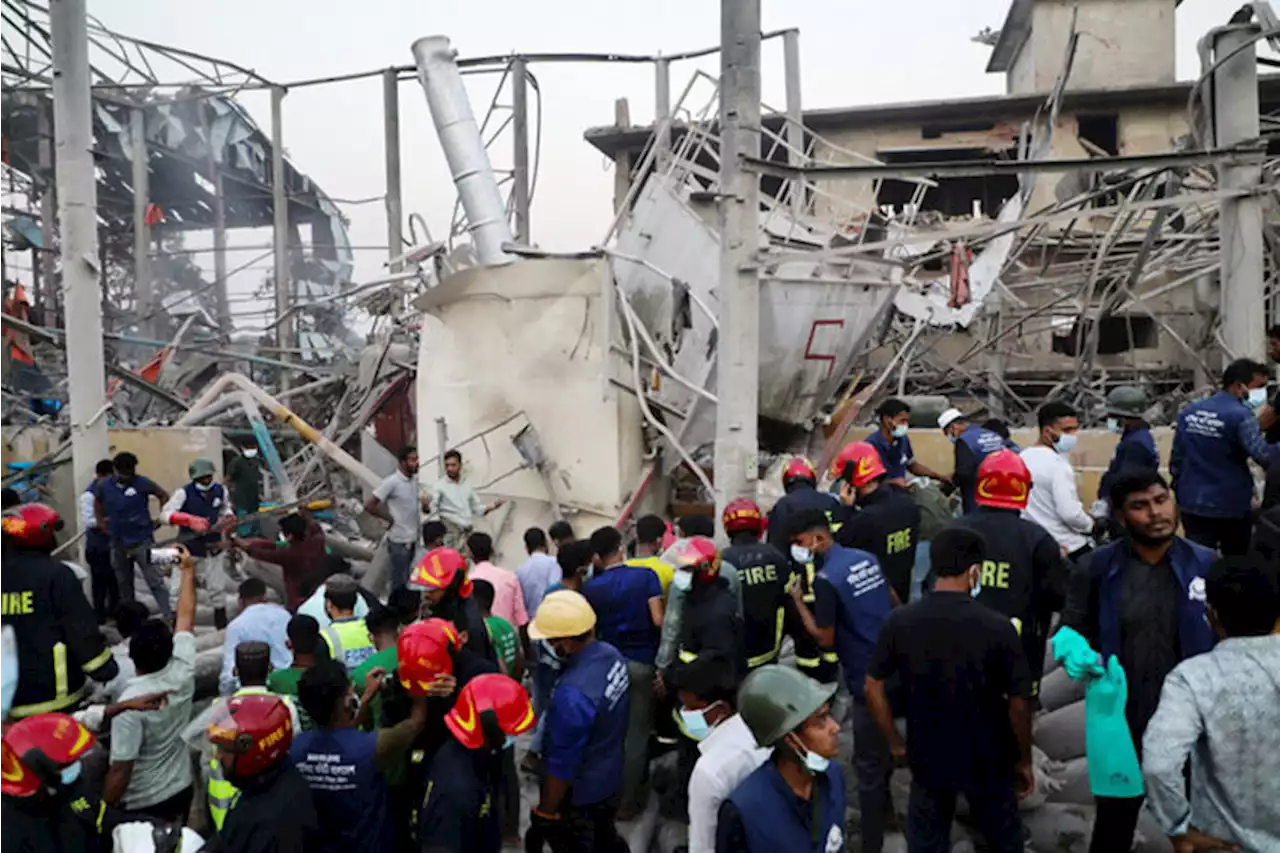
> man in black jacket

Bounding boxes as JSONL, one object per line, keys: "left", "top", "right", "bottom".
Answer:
{"left": 831, "top": 441, "right": 922, "bottom": 604}
{"left": 2, "top": 503, "right": 118, "bottom": 719}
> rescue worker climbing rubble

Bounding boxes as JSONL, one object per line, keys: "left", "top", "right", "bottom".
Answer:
{"left": 92, "top": 452, "right": 174, "bottom": 618}
{"left": 2, "top": 502, "right": 120, "bottom": 719}
{"left": 161, "top": 457, "right": 235, "bottom": 629}
{"left": 715, "top": 665, "right": 845, "bottom": 853}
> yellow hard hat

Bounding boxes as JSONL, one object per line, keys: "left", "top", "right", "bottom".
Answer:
{"left": 527, "top": 590, "right": 597, "bottom": 641}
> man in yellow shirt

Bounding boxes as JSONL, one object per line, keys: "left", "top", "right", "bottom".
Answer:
{"left": 627, "top": 514, "right": 674, "bottom": 595}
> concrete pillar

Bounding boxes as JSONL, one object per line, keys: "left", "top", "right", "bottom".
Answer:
{"left": 50, "top": 0, "right": 109, "bottom": 539}
{"left": 654, "top": 56, "right": 671, "bottom": 169}
{"left": 131, "top": 106, "right": 152, "bottom": 336}
{"left": 271, "top": 86, "right": 292, "bottom": 388}
{"left": 511, "top": 57, "right": 531, "bottom": 245}
{"left": 1211, "top": 22, "right": 1265, "bottom": 361}
{"left": 782, "top": 29, "right": 804, "bottom": 216}
{"left": 714, "top": 0, "right": 762, "bottom": 535}
{"left": 383, "top": 68, "right": 404, "bottom": 272}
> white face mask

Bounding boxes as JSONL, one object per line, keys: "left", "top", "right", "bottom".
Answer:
{"left": 1106, "top": 417, "right": 1123, "bottom": 435}
{"left": 891, "top": 424, "right": 909, "bottom": 439}
{"left": 1246, "top": 388, "right": 1267, "bottom": 410}
{"left": 790, "top": 544, "right": 813, "bottom": 564}
{"left": 790, "top": 736, "right": 830, "bottom": 774}
{"left": 679, "top": 706, "right": 712, "bottom": 741}
{"left": 195, "top": 480, "right": 214, "bottom": 492}
{"left": 672, "top": 569, "right": 694, "bottom": 592}
{"left": 60, "top": 761, "right": 82, "bottom": 785}
{"left": 1054, "top": 432, "right": 1077, "bottom": 454}
{"left": 243, "top": 448, "right": 259, "bottom": 459}
{"left": 970, "top": 567, "right": 983, "bottom": 598}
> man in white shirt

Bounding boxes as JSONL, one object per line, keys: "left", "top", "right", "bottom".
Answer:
{"left": 516, "top": 527, "right": 561, "bottom": 618}
{"left": 427, "top": 448, "right": 504, "bottom": 549}
{"left": 365, "top": 445, "right": 431, "bottom": 592}
{"left": 672, "top": 655, "right": 769, "bottom": 853}
{"left": 1020, "top": 401, "right": 1098, "bottom": 561}
{"left": 218, "top": 578, "right": 293, "bottom": 695}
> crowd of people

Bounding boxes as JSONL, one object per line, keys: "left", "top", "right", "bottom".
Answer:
{"left": 2, "top": 344, "right": 1279, "bottom": 851}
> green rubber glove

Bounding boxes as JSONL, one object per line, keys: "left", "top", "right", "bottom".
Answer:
{"left": 1051, "top": 626, "right": 1105, "bottom": 682}
{"left": 1085, "top": 655, "right": 1144, "bottom": 798}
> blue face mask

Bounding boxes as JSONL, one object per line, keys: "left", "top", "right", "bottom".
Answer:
{"left": 503, "top": 735, "right": 517, "bottom": 750}
{"left": 672, "top": 570, "right": 694, "bottom": 592}
{"left": 60, "top": 761, "right": 82, "bottom": 786}
{"left": 891, "top": 423, "right": 909, "bottom": 439}
{"left": 1106, "top": 417, "right": 1123, "bottom": 435}
{"left": 947, "top": 434, "right": 958, "bottom": 445}
{"left": 679, "top": 706, "right": 712, "bottom": 741}
{"left": 790, "top": 544, "right": 813, "bottom": 564}
{"left": 970, "top": 569, "right": 983, "bottom": 598}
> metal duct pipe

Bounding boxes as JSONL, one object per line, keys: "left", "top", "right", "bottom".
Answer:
{"left": 411, "top": 35, "right": 515, "bottom": 266}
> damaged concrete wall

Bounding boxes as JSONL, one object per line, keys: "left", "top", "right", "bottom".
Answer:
{"left": 1021, "top": 0, "right": 1176, "bottom": 94}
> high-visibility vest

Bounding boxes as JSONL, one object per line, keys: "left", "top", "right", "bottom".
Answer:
{"left": 323, "top": 617, "right": 375, "bottom": 671}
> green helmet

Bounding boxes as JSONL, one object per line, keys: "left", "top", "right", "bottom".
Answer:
{"left": 736, "top": 665, "right": 837, "bottom": 747}
{"left": 188, "top": 458, "right": 217, "bottom": 480}
{"left": 1104, "top": 385, "right": 1147, "bottom": 419}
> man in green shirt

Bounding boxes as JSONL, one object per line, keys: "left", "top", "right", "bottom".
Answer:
{"left": 472, "top": 579, "right": 523, "bottom": 680}
{"left": 266, "top": 614, "right": 327, "bottom": 730}
{"left": 224, "top": 442, "right": 263, "bottom": 534}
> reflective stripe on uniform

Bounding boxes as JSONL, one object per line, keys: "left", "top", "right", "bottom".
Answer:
{"left": 81, "top": 646, "right": 112, "bottom": 674}
{"left": 8, "top": 682, "right": 88, "bottom": 718}
{"left": 677, "top": 649, "right": 697, "bottom": 663}
{"left": 803, "top": 563, "right": 816, "bottom": 604}
{"left": 746, "top": 608, "right": 785, "bottom": 669}
{"left": 795, "top": 655, "right": 820, "bottom": 667}
{"left": 53, "top": 642, "right": 68, "bottom": 698}
{"left": 207, "top": 756, "right": 239, "bottom": 830}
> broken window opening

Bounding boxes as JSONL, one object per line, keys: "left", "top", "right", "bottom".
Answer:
{"left": 1077, "top": 114, "right": 1119, "bottom": 156}
{"left": 1051, "top": 315, "right": 1158, "bottom": 356}
{"left": 874, "top": 147, "right": 1019, "bottom": 219}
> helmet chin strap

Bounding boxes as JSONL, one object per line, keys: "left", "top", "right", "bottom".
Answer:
{"left": 479, "top": 708, "right": 504, "bottom": 750}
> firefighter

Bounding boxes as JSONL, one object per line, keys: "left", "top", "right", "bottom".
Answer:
{"left": 160, "top": 457, "right": 235, "bottom": 629}
{"left": 669, "top": 537, "right": 744, "bottom": 680}
{"left": 720, "top": 498, "right": 790, "bottom": 672}
{"left": 1, "top": 712, "right": 106, "bottom": 852}
{"left": 418, "top": 674, "right": 537, "bottom": 853}
{"left": 938, "top": 408, "right": 1007, "bottom": 515}
{"left": 2, "top": 503, "right": 119, "bottom": 719}
{"left": 715, "top": 665, "right": 845, "bottom": 853}
{"left": 202, "top": 693, "right": 319, "bottom": 852}
{"left": 767, "top": 457, "right": 842, "bottom": 685}
{"left": 831, "top": 440, "right": 922, "bottom": 604}
{"left": 408, "top": 547, "right": 494, "bottom": 662}
{"left": 946, "top": 450, "right": 1067, "bottom": 698}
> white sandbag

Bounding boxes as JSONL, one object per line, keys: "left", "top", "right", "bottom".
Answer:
{"left": 1045, "top": 755, "right": 1092, "bottom": 806}
{"left": 1021, "top": 803, "right": 1094, "bottom": 853}
{"left": 1020, "top": 746, "right": 1068, "bottom": 811}
{"left": 359, "top": 539, "right": 393, "bottom": 598}
{"left": 1033, "top": 699, "right": 1087, "bottom": 762}
{"left": 194, "top": 629, "right": 226, "bottom": 653}
{"left": 240, "top": 556, "right": 287, "bottom": 603}
{"left": 1039, "top": 666, "right": 1086, "bottom": 712}
{"left": 112, "top": 823, "right": 205, "bottom": 852}
{"left": 193, "top": 647, "right": 222, "bottom": 698}
{"left": 1133, "top": 808, "right": 1175, "bottom": 853}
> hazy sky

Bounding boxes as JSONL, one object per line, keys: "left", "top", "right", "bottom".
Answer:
{"left": 90, "top": 0, "right": 1236, "bottom": 325}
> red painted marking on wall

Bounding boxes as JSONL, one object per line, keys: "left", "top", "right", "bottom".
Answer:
{"left": 803, "top": 319, "right": 846, "bottom": 378}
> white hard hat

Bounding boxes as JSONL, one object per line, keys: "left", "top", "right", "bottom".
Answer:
{"left": 937, "top": 407, "right": 966, "bottom": 430}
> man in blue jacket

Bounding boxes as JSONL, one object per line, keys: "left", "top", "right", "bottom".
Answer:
{"left": 92, "top": 452, "right": 172, "bottom": 616}
{"left": 1097, "top": 385, "right": 1159, "bottom": 507}
{"left": 788, "top": 507, "right": 896, "bottom": 853}
{"left": 938, "top": 408, "right": 1007, "bottom": 515}
{"left": 1062, "top": 469, "right": 1217, "bottom": 853}
{"left": 1171, "top": 358, "right": 1276, "bottom": 556}
{"left": 526, "top": 589, "right": 630, "bottom": 853}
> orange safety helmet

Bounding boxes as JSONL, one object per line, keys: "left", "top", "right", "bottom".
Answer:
{"left": 1, "top": 713, "right": 96, "bottom": 797}
{"left": 396, "top": 618, "right": 460, "bottom": 696}
{"left": 408, "top": 547, "right": 472, "bottom": 599}
{"left": 671, "top": 536, "right": 721, "bottom": 578}
{"left": 445, "top": 673, "right": 536, "bottom": 750}
{"left": 781, "top": 456, "right": 817, "bottom": 488}
{"left": 722, "top": 498, "right": 765, "bottom": 536}
{"left": 206, "top": 693, "right": 294, "bottom": 783}
{"left": 975, "top": 449, "right": 1032, "bottom": 511}
{"left": 1, "top": 503, "right": 64, "bottom": 551}
{"left": 830, "top": 441, "right": 887, "bottom": 487}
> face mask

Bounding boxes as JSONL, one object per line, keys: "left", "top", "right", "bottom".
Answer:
{"left": 1106, "top": 417, "right": 1123, "bottom": 435}
{"left": 790, "top": 737, "right": 830, "bottom": 774}
{"left": 243, "top": 448, "right": 259, "bottom": 459}
{"left": 503, "top": 734, "right": 517, "bottom": 750}
{"left": 59, "top": 761, "right": 82, "bottom": 786}
{"left": 790, "top": 544, "right": 813, "bottom": 564}
{"left": 346, "top": 694, "right": 360, "bottom": 719}
{"left": 1247, "top": 388, "right": 1267, "bottom": 410}
{"left": 891, "top": 424, "right": 909, "bottom": 439}
{"left": 679, "top": 706, "right": 712, "bottom": 741}
{"left": 672, "top": 570, "right": 694, "bottom": 592}
{"left": 947, "top": 434, "right": 958, "bottom": 445}
{"left": 970, "top": 570, "right": 983, "bottom": 598}
{"left": 195, "top": 480, "right": 213, "bottom": 492}
{"left": 1054, "top": 433, "right": 1077, "bottom": 454}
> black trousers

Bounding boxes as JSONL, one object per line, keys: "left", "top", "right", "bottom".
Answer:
{"left": 116, "top": 784, "right": 194, "bottom": 829}
{"left": 87, "top": 547, "right": 118, "bottom": 623}
{"left": 1088, "top": 796, "right": 1145, "bottom": 853}
{"left": 559, "top": 798, "right": 628, "bottom": 853}
{"left": 1181, "top": 512, "right": 1253, "bottom": 556}
{"left": 852, "top": 698, "right": 893, "bottom": 853}
{"left": 907, "top": 778, "right": 1023, "bottom": 853}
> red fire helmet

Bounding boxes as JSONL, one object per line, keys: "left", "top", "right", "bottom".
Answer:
{"left": 975, "top": 449, "right": 1032, "bottom": 511}
{"left": 396, "top": 618, "right": 460, "bottom": 696}
{"left": 445, "top": 673, "right": 536, "bottom": 750}
{"left": 206, "top": 693, "right": 294, "bottom": 782}
{"left": 722, "top": 498, "right": 765, "bottom": 536}
{"left": 782, "top": 456, "right": 817, "bottom": 487}
{"left": 1, "top": 713, "right": 96, "bottom": 797}
{"left": 671, "top": 536, "right": 721, "bottom": 577}
{"left": 1, "top": 503, "right": 63, "bottom": 551}
{"left": 830, "top": 441, "right": 887, "bottom": 488}
{"left": 408, "top": 547, "right": 472, "bottom": 598}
